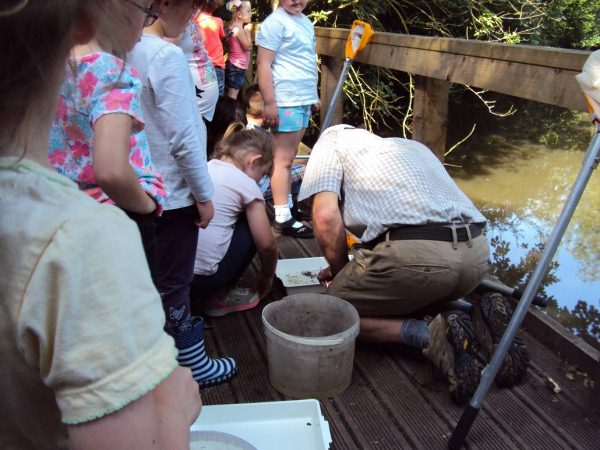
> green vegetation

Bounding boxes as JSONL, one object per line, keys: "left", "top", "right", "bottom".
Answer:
{"left": 251, "top": 0, "right": 599, "bottom": 135}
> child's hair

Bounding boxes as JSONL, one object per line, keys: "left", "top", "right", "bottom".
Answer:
{"left": 0, "top": 0, "right": 132, "bottom": 153}
{"left": 242, "top": 83, "right": 263, "bottom": 118}
{"left": 200, "top": 0, "right": 223, "bottom": 12}
{"left": 214, "top": 121, "right": 273, "bottom": 168}
{"left": 206, "top": 96, "right": 246, "bottom": 156}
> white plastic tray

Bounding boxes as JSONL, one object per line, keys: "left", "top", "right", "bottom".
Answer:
{"left": 275, "top": 257, "right": 328, "bottom": 294}
{"left": 190, "top": 399, "right": 332, "bottom": 450}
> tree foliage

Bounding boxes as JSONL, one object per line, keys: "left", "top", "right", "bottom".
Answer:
{"left": 253, "top": 0, "right": 599, "bottom": 135}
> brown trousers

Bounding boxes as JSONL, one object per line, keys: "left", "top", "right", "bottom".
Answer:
{"left": 327, "top": 234, "right": 489, "bottom": 316}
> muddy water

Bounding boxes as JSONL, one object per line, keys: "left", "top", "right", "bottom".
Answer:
{"left": 447, "top": 136, "right": 599, "bottom": 312}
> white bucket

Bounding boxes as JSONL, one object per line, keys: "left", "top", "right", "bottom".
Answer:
{"left": 262, "top": 294, "right": 360, "bottom": 398}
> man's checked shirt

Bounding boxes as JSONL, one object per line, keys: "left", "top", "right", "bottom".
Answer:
{"left": 298, "top": 125, "right": 486, "bottom": 242}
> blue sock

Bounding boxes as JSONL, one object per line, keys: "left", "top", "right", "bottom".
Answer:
{"left": 400, "top": 319, "right": 430, "bottom": 349}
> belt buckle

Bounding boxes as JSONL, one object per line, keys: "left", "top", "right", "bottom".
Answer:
{"left": 450, "top": 218, "right": 466, "bottom": 227}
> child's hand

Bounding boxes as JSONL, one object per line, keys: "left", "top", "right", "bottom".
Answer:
{"left": 256, "top": 273, "right": 274, "bottom": 300}
{"left": 195, "top": 200, "right": 215, "bottom": 228}
{"left": 262, "top": 102, "right": 278, "bottom": 128}
{"left": 311, "top": 103, "right": 321, "bottom": 113}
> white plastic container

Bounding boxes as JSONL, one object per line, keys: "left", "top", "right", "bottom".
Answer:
{"left": 190, "top": 399, "right": 332, "bottom": 449}
{"left": 262, "top": 294, "right": 360, "bottom": 399}
{"left": 275, "top": 257, "right": 327, "bottom": 294}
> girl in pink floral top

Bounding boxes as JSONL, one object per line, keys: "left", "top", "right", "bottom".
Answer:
{"left": 48, "top": 6, "right": 166, "bottom": 278}
{"left": 49, "top": 53, "right": 166, "bottom": 210}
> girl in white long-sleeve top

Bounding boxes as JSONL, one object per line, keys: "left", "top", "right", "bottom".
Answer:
{"left": 129, "top": 0, "right": 236, "bottom": 387}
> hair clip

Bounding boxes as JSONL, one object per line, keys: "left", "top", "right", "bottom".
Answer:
{"left": 226, "top": 0, "right": 242, "bottom": 12}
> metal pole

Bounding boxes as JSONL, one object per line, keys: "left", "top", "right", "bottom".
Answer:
{"left": 320, "top": 58, "right": 352, "bottom": 134}
{"left": 477, "top": 279, "right": 549, "bottom": 308}
{"left": 449, "top": 131, "right": 600, "bottom": 449}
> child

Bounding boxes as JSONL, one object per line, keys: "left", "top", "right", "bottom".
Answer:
{"left": 256, "top": 0, "right": 319, "bottom": 238}
{"left": 196, "top": 0, "right": 226, "bottom": 95}
{"left": 0, "top": 0, "right": 200, "bottom": 447}
{"left": 242, "top": 84, "right": 309, "bottom": 220}
{"left": 190, "top": 123, "right": 277, "bottom": 317}
{"left": 207, "top": 95, "right": 247, "bottom": 157}
{"left": 129, "top": 0, "right": 236, "bottom": 387}
{"left": 48, "top": 0, "right": 166, "bottom": 280}
{"left": 224, "top": 0, "right": 253, "bottom": 99}
{"left": 168, "top": 20, "right": 220, "bottom": 122}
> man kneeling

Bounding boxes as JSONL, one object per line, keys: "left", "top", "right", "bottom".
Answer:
{"left": 299, "top": 125, "right": 528, "bottom": 403}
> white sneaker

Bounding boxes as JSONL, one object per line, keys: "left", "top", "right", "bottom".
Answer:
{"left": 204, "top": 287, "right": 260, "bottom": 317}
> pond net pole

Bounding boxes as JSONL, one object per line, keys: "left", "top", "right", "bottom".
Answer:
{"left": 449, "top": 129, "right": 600, "bottom": 450}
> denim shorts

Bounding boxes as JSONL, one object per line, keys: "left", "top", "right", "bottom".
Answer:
{"left": 225, "top": 60, "right": 246, "bottom": 90}
{"left": 277, "top": 104, "right": 312, "bottom": 132}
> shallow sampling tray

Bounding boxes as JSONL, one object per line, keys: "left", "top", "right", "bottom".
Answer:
{"left": 190, "top": 399, "right": 332, "bottom": 450}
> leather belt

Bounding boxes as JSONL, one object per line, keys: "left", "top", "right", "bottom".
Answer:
{"left": 368, "top": 222, "right": 484, "bottom": 247}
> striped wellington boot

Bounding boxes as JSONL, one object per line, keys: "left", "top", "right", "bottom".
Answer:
{"left": 172, "top": 316, "right": 237, "bottom": 387}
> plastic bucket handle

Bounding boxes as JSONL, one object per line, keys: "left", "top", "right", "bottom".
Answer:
{"left": 262, "top": 317, "right": 345, "bottom": 346}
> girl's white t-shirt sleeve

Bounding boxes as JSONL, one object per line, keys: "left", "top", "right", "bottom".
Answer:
{"left": 255, "top": 15, "right": 283, "bottom": 52}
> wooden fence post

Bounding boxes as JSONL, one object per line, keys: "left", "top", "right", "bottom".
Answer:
{"left": 412, "top": 75, "right": 449, "bottom": 161}
{"left": 320, "top": 55, "right": 344, "bottom": 129}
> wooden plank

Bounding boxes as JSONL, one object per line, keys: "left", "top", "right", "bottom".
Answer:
{"left": 522, "top": 307, "right": 600, "bottom": 388}
{"left": 314, "top": 28, "right": 589, "bottom": 111}
{"left": 358, "top": 43, "right": 584, "bottom": 111}
{"left": 318, "top": 399, "right": 361, "bottom": 450}
{"left": 413, "top": 75, "right": 449, "bottom": 159}
{"left": 327, "top": 367, "right": 414, "bottom": 448}
{"left": 510, "top": 365, "right": 600, "bottom": 449}
{"left": 353, "top": 344, "right": 452, "bottom": 448}
{"left": 383, "top": 344, "right": 529, "bottom": 449}
{"left": 520, "top": 332, "right": 598, "bottom": 411}
{"left": 314, "top": 27, "right": 589, "bottom": 71}
{"left": 202, "top": 308, "right": 283, "bottom": 405}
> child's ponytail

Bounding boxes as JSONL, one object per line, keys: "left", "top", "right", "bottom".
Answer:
{"left": 214, "top": 123, "right": 274, "bottom": 168}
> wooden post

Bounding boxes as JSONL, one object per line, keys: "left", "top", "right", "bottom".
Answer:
{"left": 320, "top": 55, "right": 344, "bottom": 129}
{"left": 412, "top": 75, "right": 449, "bottom": 161}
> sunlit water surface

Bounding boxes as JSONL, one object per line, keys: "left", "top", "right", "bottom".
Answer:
{"left": 448, "top": 138, "right": 599, "bottom": 311}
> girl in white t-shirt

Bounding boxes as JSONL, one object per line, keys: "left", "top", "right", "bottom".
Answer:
{"left": 191, "top": 123, "right": 278, "bottom": 317}
{"left": 255, "top": 0, "right": 319, "bottom": 239}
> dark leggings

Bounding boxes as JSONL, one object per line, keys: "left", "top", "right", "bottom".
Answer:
{"left": 155, "top": 205, "right": 199, "bottom": 332}
{"left": 190, "top": 216, "right": 256, "bottom": 303}
{"left": 124, "top": 209, "right": 158, "bottom": 284}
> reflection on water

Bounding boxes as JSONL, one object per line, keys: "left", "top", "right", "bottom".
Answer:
{"left": 447, "top": 132, "right": 599, "bottom": 349}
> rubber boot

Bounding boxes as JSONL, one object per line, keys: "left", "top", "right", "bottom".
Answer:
{"left": 172, "top": 316, "right": 237, "bottom": 387}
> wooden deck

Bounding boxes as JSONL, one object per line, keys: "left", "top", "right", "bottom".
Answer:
{"left": 199, "top": 233, "right": 600, "bottom": 449}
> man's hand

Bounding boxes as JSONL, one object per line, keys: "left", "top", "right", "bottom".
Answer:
{"left": 317, "top": 266, "right": 333, "bottom": 288}
{"left": 195, "top": 200, "right": 214, "bottom": 228}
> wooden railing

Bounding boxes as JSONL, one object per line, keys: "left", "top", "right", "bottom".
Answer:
{"left": 314, "top": 27, "right": 591, "bottom": 159}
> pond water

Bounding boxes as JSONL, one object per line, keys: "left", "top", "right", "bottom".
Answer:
{"left": 446, "top": 119, "right": 599, "bottom": 347}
